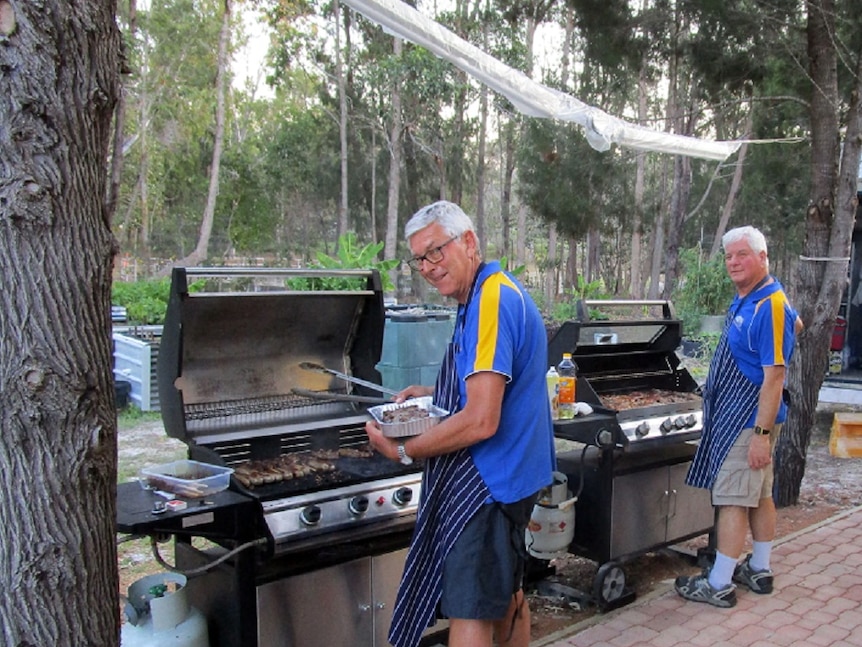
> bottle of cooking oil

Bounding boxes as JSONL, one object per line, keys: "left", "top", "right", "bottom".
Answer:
{"left": 546, "top": 366, "right": 560, "bottom": 420}
{"left": 557, "top": 353, "right": 577, "bottom": 420}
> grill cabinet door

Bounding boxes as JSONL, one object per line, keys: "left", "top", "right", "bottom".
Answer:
{"left": 665, "top": 462, "right": 713, "bottom": 541}
{"left": 257, "top": 559, "right": 373, "bottom": 647}
{"left": 611, "top": 468, "right": 668, "bottom": 556}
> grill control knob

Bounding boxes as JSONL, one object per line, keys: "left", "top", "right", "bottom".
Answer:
{"left": 660, "top": 418, "right": 674, "bottom": 434}
{"left": 349, "top": 495, "right": 370, "bottom": 516}
{"left": 300, "top": 505, "right": 322, "bottom": 526}
{"left": 673, "top": 416, "right": 687, "bottom": 429}
{"left": 596, "top": 429, "right": 614, "bottom": 448}
{"left": 393, "top": 487, "right": 414, "bottom": 506}
{"left": 635, "top": 422, "right": 650, "bottom": 437}
{"left": 684, "top": 414, "right": 697, "bottom": 427}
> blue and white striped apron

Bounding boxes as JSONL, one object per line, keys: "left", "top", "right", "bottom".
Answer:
{"left": 686, "top": 312, "right": 761, "bottom": 490}
{"left": 388, "top": 302, "right": 490, "bottom": 647}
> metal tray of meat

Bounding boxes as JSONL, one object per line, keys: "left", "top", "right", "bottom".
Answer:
{"left": 368, "top": 396, "right": 449, "bottom": 438}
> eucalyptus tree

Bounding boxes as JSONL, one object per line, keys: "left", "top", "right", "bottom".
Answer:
{"left": 775, "top": 0, "right": 862, "bottom": 506}
{"left": 0, "top": 1, "right": 123, "bottom": 644}
{"left": 117, "top": 0, "right": 238, "bottom": 265}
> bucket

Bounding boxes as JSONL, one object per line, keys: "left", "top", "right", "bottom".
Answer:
{"left": 526, "top": 472, "right": 576, "bottom": 559}
{"left": 121, "top": 573, "right": 209, "bottom": 647}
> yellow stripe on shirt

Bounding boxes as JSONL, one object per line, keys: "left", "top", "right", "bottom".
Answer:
{"left": 474, "top": 273, "right": 516, "bottom": 370}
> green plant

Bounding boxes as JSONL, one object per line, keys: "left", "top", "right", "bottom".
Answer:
{"left": 289, "top": 232, "right": 399, "bottom": 292}
{"left": 673, "top": 248, "right": 735, "bottom": 336}
{"left": 112, "top": 277, "right": 205, "bottom": 325}
{"left": 112, "top": 278, "right": 172, "bottom": 325}
{"left": 499, "top": 255, "right": 526, "bottom": 277}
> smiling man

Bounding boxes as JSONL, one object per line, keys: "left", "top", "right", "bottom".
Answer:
{"left": 365, "top": 201, "right": 555, "bottom": 647}
{"left": 675, "top": 225, "right": 803, "bottom": 608}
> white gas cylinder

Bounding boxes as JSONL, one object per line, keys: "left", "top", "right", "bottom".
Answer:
{"left": 121, "top": 573, "right": 209, "bottom": 647}
{"left": 526, "top": 472, "right": 576, "bottom": 559}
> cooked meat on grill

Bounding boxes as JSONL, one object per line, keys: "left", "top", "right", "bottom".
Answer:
{"left": 600, "top": 388, "right": 701, "bottom": 411}
{"left": 382, "top": 404, "right": 430, "bottom": 423}
{"left": 335, "top": 446, "right": 374, "bottom": 459}
{"left": 232, "top": 448, "right": 375, "bottom": 489}
{"left": 310, "top": 445, "right": 374, "bottom": 460}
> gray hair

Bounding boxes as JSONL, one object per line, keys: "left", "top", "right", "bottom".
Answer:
{"left": 405, "top": 200, "right": 476, "bottom": 242}
{"left": 722, "top": 226, "right": 768, "bottom": 255}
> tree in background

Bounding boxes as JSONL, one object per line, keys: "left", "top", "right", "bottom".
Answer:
{"left": 0, "top": 1, "right": 122, "bottom": 644}
{"left": 775, "top": 0, "right": 862, "bottom": 506}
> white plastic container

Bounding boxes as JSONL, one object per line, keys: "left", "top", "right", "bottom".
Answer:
{"left": 140, "top": 460, "right": 233, "bottom": 498}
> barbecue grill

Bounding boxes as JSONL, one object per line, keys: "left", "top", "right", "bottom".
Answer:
{"left": 116, "top": 267, "right": 445, "bottom": 647}
{"left": 544, "top": 300, "right": 714, "bottom": 610}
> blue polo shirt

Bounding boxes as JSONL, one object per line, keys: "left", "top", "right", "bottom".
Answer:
{"left": 727, "top": 279, "right": 798, "bottom": 428}
{"left": 452, "top": 261, "right": 555, "bottom": 503}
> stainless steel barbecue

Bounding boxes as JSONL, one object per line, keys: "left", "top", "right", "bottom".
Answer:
{"left": 543, "top": 300, "right": 714, "bottom": 610}
{"left": 117, "top": 267, "right": 443, "bottom": 647}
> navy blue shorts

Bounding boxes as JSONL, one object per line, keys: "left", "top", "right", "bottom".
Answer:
{"left": 439, "top": 493, "right": 538, "bottom": 620}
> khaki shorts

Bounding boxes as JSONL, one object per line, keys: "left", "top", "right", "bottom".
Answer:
{"left": 712, "top": 424, "right": 782, "bottom": 507}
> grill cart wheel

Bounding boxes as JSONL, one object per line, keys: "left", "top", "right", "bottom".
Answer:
{"left": 593, "top": 562, "right": 633, "bottom": 611}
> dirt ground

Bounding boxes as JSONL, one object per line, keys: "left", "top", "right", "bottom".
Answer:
{"left": 117, "top": 402, "right": 862, "bottom": 642}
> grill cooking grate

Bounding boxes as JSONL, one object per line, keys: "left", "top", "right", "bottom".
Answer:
{"left": 184, "top": 394, "right": 353, "bottom": 433}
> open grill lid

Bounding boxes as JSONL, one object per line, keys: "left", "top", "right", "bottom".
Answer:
{"left": 547, "top": 299, "right": 698, "bottom": 396}
{"left": 157, "top": 267, "right": 386, "bottom": 446}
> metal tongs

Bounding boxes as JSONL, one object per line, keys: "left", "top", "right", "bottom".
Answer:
{"left": 298, "top": 361, "right": 400, "bottom": 397}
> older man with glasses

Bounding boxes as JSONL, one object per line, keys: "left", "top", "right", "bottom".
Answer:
{"left": 365, "top": 200, "right": 555, "bottom": 647}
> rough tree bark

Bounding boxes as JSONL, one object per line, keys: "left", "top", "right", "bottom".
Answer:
{"left": 774, "top": 0, "right": 862, "bottom": 506}
{"left": 0, "top": 1, "right": 121, "bottom": 645}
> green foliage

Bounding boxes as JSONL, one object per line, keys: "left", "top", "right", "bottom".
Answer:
{"left": 499, "top": 255, "right": 526, "bottom": 277}
{"left": 550, "top": 276, "right": 610, "bottom": 322}
{"left": 287, "top": 232, "right": 399, "bottom": 292}
{"left": 672, "top": 248, "right": 735, "bottom": 336}
{"left": 112, "top": 278, "right": 205, "bottom": 325}
{"left": 112, "top": 279, "right": 173, "bottom": 325}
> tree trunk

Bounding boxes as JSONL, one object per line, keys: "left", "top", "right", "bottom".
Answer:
{"left": 476, "top": 81, "right": 488, "bottom": 256}
{"left": 631, "top": 65, "right": 648, "bottom": 299}
{"left": 662, "top": 153, "right": 692, "bottom": 299}
{"left": 385, "top": 36, "right": 403, "bottom": 291}
{"left": 0, "top": 1, "right": 121, "bottom": 645}
{"left": 710, "top": 108, "right": 753, "bottom": 259}
{"left": 172, "top": 0, "right": 231, "bottom": 269}
{"left": 500, "top": 118, "right": 516, "bottom": 259}
{"left": 336, "top": 0, "right": 349, "bottom": 238}
{"left": 774, "top": 0, "right": 862, "bottom": 506}
{"left": 106, "top": 0, "right": 137, "bottom": 221}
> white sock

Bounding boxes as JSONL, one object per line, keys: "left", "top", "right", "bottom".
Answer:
{"left": 750, "top": 541, "right": 772, "bottom": 571}
{"left": 708, "top": 551, "right": 737, "bottom": 590}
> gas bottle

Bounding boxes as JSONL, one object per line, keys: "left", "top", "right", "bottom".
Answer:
{"left": 546, "top": 366, "right": 560, "bottom": 420}
{"left": 557, "top": 353, "right": 577, "bottom": 420}
{"left": 121, "top": 573, "right": 209, "bottom": 647}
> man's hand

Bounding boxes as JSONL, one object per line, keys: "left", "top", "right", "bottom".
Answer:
{"left": 748, "top": 433, "right": 772, "bottom": 469}
{"left": 365, "top": 419, "right": 398, "bottom": 461}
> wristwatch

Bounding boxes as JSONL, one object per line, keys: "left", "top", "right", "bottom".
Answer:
{"left": 397, "top": 443, "right": 413, "bottom": 465}
{"left": 754, "top": 425, "right": 771, "bottom": 436}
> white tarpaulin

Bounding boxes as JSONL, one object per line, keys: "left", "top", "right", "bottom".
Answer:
{"left": 342, "top": 0, "right": 743, "bottom": 162}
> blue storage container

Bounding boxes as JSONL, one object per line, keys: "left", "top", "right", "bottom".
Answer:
{"left": 377, "top": 308, "right": 455, "bottom": 392}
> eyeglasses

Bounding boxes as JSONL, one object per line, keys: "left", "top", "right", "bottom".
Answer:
{"left": 407, "top": 235, "right": 459, "bottom": 271}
